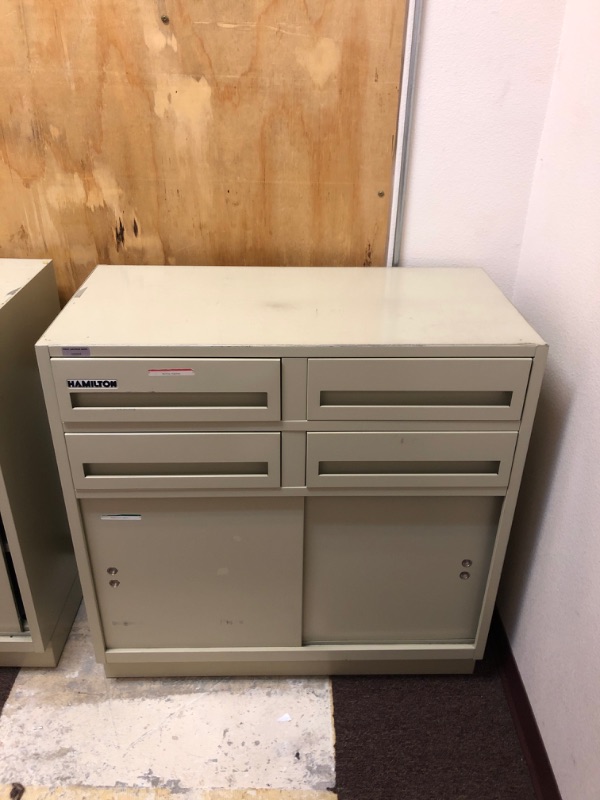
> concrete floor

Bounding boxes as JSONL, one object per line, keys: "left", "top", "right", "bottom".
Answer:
{"left": 0, "top": 608, "right": 336, "bottom": 800}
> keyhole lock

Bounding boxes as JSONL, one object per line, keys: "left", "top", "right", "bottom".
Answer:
{"left": 459, "top": 571, "right": 471, "bottom": 580}
{"left": 109, "top": 579, "right": 121, "bottom": 588}
{"left": 462, "top": 559, "right": 473, "bottom": 568}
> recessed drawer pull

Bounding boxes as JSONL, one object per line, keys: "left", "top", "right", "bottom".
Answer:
{"left": 318, "top": 460, "right": 501, "bottom": 477}
{"left": 319, "top": 390, "right": 513, "bottom": 409}
{"left": 71, "top": 391, "right": 269, "bottom": 410}
{"left": 83, "top": 462, "right": 269, "bottom": 478}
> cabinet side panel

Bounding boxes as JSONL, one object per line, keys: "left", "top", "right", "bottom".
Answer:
{"left": 0, "top": 265, "right": 78, "bottom": 647}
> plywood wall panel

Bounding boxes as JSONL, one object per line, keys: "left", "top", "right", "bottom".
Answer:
{"left": 0, "top": 0, "right": 407, "bottom": 300}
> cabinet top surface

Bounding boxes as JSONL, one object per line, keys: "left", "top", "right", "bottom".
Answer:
{"left": 39, "top": 266, "right": 545, "bottom": 350}
{"left": 0, "top": 259, "right": 51, "bottom": 312}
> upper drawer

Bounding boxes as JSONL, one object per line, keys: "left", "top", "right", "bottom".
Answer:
{"left": 307, "top": 358, "right": 532, "bottom": 421}
{"left": 51, "top": 358, "right": 281, "bottom": 423}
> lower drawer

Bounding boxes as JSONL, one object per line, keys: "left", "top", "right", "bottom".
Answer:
{"left": 82, "top": 497, "right": 304, "bottom": 649}
{"left": 306, "top": 431, "right": 518, "bottom": 489}
{"left": 303, "top": 495, "right": 501, "bottom": 644}
{"left": 66, "top": 432, "right": 281, "bottom": 491}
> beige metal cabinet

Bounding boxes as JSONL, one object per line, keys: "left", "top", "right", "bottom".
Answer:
{"left": 36, "top": 265, "right": 547, "bottom": 677}
{"left": 0, "top": 259, "right": 81, "bottom": 666}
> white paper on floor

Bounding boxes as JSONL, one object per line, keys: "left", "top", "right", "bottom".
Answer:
{"left": 0, "top": 608, "right": 335, "bottom": 796}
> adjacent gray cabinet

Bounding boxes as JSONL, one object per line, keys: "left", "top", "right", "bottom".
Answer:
{"left": 0, "top": 259, "right": 81, "bottom": 666}
{"left": 36, "top": 265, "right": 547, "bottom": 677}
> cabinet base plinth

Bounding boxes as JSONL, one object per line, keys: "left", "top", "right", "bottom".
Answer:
{"left": 103, "top": 660, "right": 475, "bottom": 677}
{"left": 102, "top": 649, "right": 477, "bottom": 678}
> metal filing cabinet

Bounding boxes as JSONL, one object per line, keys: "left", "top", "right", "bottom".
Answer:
{"left": 0, "top": 259, "right": 81, "bottom": 666}
{"left": 36, "top": 266, "right": 547, "bottom": 677}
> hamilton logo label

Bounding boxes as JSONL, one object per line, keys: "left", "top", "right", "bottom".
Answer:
{"left": 67, "top": 379, "right": 118, "bottom": 389}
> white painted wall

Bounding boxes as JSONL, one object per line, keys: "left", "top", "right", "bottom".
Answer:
{"left": 399, "top": 2, "right": 600, "bottom": 797}
{"left": 399, "top": 0, "right": 565, "bottom": 295}
{"left": 498, "top": 1, "right": 600, "bottom": 798}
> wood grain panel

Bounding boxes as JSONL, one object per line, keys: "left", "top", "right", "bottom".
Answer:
{"left": 0, "top": 1, "right": 407, "bottom": 300}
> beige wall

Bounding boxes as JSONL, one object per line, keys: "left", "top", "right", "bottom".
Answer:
{"left": 499, "top": 1, "right": 600, "bottom": 797}
{"left": 400, "top": 0, "right": 565, "bottom": 295}
{"left": 401, "top": 2, "right": 600, "bottom": 796}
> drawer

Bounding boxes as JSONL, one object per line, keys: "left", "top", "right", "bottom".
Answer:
{"left": 82, "top": 497, "right": 303, "bottom": 649}
{"left": 306, "top": 431, "right": 518, "bottom": 489}
{"left": 303, "top": 495, "right": 500, "bottom": 644}
{"left": 51, "top": 358, "right": 281, "bottom": 423}
{"left": 66, "top": 432, "right": 281, "bottom": 491}
{"left": 307, "top": 358, "right": 532, "bottom": 421}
